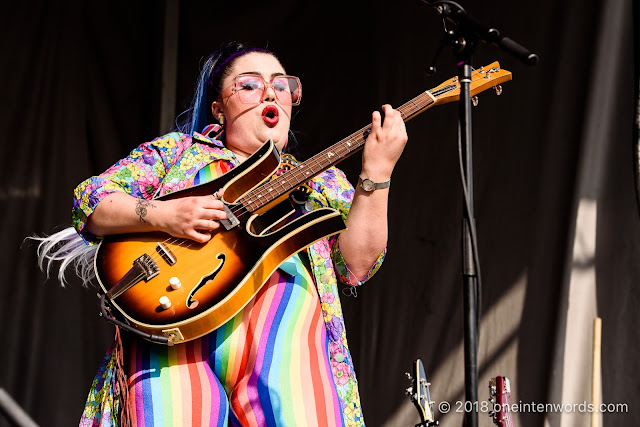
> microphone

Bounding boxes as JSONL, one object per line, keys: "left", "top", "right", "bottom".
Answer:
{"left": 420, "top": 0, "right": 539, "bottom": 66}
{"left": 450, "top": 8, "right": 539, "bottom": 65}
{"left": 488, "top": 29, "right": 539, "bottom": 65}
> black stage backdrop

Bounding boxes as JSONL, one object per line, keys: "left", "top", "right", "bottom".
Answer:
{"left": 1, "top": 0, "right": 637, "bottom": 426}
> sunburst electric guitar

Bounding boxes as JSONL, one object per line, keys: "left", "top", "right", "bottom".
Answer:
{"left": 95, "top": 63, "right": 512, "bottom": 344}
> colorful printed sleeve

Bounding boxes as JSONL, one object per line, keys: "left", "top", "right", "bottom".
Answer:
{"left": 307, "top": 167, "right": 386, "bottom": 286}
{"left": 72, "top": 132, "right": 192, "bottom": 244}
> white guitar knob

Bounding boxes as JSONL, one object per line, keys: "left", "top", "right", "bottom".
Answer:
{"left": 169, "top": 277, "right": 181, "bottom": 290}
{"left": 159, "top": 296, "right": 172, "bottom": 309}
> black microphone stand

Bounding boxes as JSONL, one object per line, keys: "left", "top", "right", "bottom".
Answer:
{"left": 420, "top": 2, "right": 538, "bottom": 427}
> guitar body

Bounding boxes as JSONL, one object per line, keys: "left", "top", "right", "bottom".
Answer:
{"left": 95, "top": 140, "right": 346, "bottom": 344}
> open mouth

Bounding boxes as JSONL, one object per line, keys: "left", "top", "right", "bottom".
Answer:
{"left": 262, "top": 105, "right": 279, "bottom": 125}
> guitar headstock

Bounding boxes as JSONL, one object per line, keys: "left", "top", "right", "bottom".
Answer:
{"left": 489, "top": 376, "right": 514, "bottom": 427}
{"left": 429, "top": 61, "right": 512, "bottom": 105}
{"left": 406, "top": 359, "right": 439, "bottom": 426}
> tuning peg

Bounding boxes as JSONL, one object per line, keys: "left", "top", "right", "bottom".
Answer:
{"left": 405, "top": 372, "right": 413, "bottom": 380}
{"left": 472, "top": 96, "right": 479, "bottom": 107}
{"left": 494, "top": 85, "right": 503, "bottom": 96}
{"left": 405, "top": 386, "right": 414, "bottom": 396}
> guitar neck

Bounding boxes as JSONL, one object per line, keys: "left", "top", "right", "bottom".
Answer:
{"left": 239, "top": 62, "right": 511, "bottom": 213}
{"left": 240, "top": 90, "right": 440, "bottom": 213}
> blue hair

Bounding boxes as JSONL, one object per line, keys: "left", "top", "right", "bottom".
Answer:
{"left": 176, "top": 42, "right": 272, "bottom": 135}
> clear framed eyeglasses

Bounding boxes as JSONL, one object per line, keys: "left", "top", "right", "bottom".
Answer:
{"left": 221, "top": 73, "right": 302, "bottom": 106}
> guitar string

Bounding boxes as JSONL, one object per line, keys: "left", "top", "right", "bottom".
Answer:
{"left": 239, "top": 72, "right": 496, "bottom": 213}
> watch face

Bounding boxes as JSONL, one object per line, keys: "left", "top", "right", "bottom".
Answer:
{"left": 361, "top": 178, "right": 375, "bottom": 191}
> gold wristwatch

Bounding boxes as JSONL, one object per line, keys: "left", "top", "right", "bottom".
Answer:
{"left": 358, "top": 176, "right": 391, "bottom": 191}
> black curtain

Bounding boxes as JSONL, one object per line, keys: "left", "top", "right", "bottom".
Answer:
{"left": 1, "top": 1, "right": 636, "bottom": 426}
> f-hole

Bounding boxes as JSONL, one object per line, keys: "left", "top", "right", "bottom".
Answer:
{"left": 186, "top": 253, "right": 226, "bottom": 309}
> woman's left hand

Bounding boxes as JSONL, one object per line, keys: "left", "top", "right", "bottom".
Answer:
{"left": 360, "top": 104, "right": 408, "bottom": 182}
{"left": 337, "top": 104, "right": 408, "bottom": 281}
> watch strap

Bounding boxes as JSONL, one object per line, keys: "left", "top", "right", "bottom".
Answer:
{"left": 358, "top": 176, "right": 391, "bottom": 191}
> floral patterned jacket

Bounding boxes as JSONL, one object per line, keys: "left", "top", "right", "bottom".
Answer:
{"left": 72, "top": 129, "right": 386, "bottom": 426}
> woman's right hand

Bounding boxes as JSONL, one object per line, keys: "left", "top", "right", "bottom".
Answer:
{"left": 85, "top": 192, "right": 228, "bottom": 243}
{"left": 158, "top": 195, "right": 228, "bottom": 243}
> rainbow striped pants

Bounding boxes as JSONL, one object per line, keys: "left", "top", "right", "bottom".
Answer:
{"left": 127, "top": 260, "right": 344, "bottom": 426}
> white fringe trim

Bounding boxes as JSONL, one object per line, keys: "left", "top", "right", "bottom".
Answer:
{"left": 26, "top": 226, "right": 97, "bottom": 287}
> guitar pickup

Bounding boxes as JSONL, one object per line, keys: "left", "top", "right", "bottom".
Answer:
{"left": 156, "top": 242, "right": 177, "bottom": 265}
